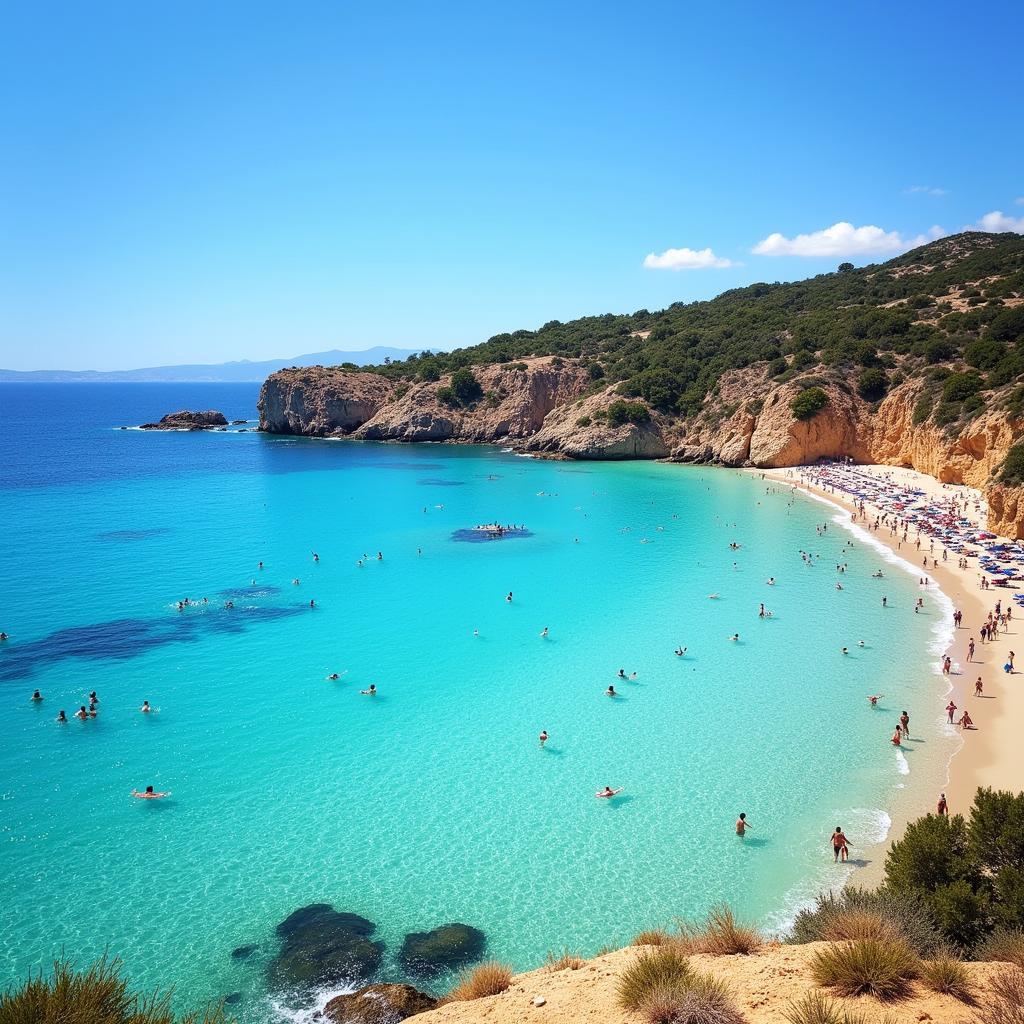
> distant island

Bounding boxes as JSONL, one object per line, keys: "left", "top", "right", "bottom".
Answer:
{"left": 0, "top": 346, "right": 424, "bottom": 383}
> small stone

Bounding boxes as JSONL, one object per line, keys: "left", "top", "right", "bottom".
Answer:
{"left": 532, "top": 996, "right": 546, "bottom": 1007}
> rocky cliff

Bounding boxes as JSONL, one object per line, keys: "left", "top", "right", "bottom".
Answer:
{"left": 257, "top": 357, "right": 1024, "bottom": 536}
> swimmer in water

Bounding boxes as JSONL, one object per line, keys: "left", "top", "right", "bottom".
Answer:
{"left": 735, "top": 813, "right": 752, "bottom": 836}
{"left": 310, "top": 599, "right": 315, "bottom": 608}
{"left": 617, "top": 669, "right": 626, "bottom": 679}
{"left": 708, "top": 593, "right": 719, "bottom": 599}
{"left": 313, "top": 552, "right": 319, "bottom": 562}
{"left": 140, "top": 700, "right": 151, "bottom": 713}
{"left": 675, "top": 646, "right": 687, "bottom": 657}
{"left": 132, "top": 785, "right": 170, "bottom": 799}
{"left": 539, "top": 730, "right": 548, "bottom": 747}
{"left": 858, "top": 640, "right": 865, "bottom": 647}
{"left": 31, "top": 690, "right": 42, "bottom": 702}
{"left": 360, "top": 684, "right": 377, "bottom": 695}
{"left": 842, "top": 647, "right": 849, "bottom": 655}
{"left": 891, "top": 725, "right": 902, "bottom": 746}
{"left": 56, "top": 710, "right": 67, "bottom": 723}
{"left": 605, "top": 685, "right": 617, "bottom": 697}
{"left": 866, "top": 694, "right": 884, "bottom": 705}
{"left": 729, "top": 633, "right": 739, "bottom": 642}
{"left": 326, "top": 673, "right": 340, "bottom": 681}
{"left": 89, "top": 691, "right": 99, "bottom": 704}
{"left": 540, "top": 627, "right": 548, "bottom": 638}
{"left": 506, "top": 591, "right": 513, "bottom": 602}
{"left": 596, "top": 786, "right": 623, "bottom": 798}
{"left": 0, "top": 632, "right": 8, "bottom": 641}
{"left": 74, "top": 706, "right": 89, "bottom": 720}
{"left": 766, "top": 578, "right": 775, "bottom": 585}
{"left": 258, "top": 561, "right": 263, "bottom": 569}
{"left": 292, "top": 578, "right": 300, "bottom": 585}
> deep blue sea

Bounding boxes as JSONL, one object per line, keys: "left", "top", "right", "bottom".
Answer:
{"left": 0, "top": 383, "right": 955, "bottom": 1021}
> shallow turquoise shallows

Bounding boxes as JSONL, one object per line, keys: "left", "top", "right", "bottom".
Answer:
{"left": 0, "top": 384, "right": 954, "bottom": 1022}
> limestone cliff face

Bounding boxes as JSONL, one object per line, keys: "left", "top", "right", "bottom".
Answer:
{"left": 258, "top": 367, "right": 395, "bottom": 436}
{"left": 355, "top": 359, "right": 590, "bottom": 442}
{"left": 257, "top": 359, "right": 1024, "bottom": 536}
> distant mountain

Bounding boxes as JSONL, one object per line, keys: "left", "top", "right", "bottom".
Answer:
{"left": 0, "top": 347, "right": 424, "bottom": 382}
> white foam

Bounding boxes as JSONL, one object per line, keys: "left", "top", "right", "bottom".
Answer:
{"left": 265, "top": 980, "right": 361, "bottom": 1024}
{"left": 895, "top": 749, "right": 910, "bottom": 775}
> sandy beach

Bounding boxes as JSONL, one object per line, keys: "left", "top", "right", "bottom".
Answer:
{"left": 756, "top": 463, "right": 1024, "bottom": 882}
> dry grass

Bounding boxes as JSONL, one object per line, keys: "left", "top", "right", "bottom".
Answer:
{"left": 919, "top": 955, "right": 975, "bottom": 1002}
{"left": 0, "top": 958, "right": 226, "bottom": 1024}
{"left": 979, "top": 967, "right": 1024, "bottom": 1024}
{"left": 636, "top": 972, "right": 742, "bottom": 1024}
{"left": 544, "top": 949, "right": 585, "bottom": 972}
{"left": 618, "top": 946, "right": 695, "bottom": 1011}
{"left": 977, "top": 928, "right": 1024, "bottom": 970}
{"left": 443, "top": 961, "right": 513, "bottom": 1002}
{"left": 810, "top": 939, "right": 920, "bottom": 1000}
{"left": 634, "top": 929, "right": 674, "bottom": 947}
{"left": 679, "top": 906, "right": 762, "bottom": 956}
{"left": 782, "top": 990, "right": 900, "bottom": 1024}
{"left": 819, "top": 911, "right": 903, "bottom": 946}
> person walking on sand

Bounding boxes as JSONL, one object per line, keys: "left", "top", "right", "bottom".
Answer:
{"left": 937, "top": 792, "right": 949, "bottom": 816}
{"left": 975, "top": 676, "right": 984, "bottom": 697}
{"left": 946, "top": 700, "right": 958, "bottom": 724}
{"left": 831, "top": 827, "right": 852, "bottom": 863}
{"left": 735, "top": 813, "right": 752, "bottom": 837}
{"left": 968, "top": 638, "right": 975, "bottom": 661}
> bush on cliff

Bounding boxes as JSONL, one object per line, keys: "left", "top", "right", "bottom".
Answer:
{"left": 0, "top": 957, "right": 227, "bottom": 1024}
{"left": 790, "top": 387, "right": 829, "bottom": 421}
{"left": 606, "top": 400, "right": 650, "bottom": 427}
{"left": 437, "top": 368, "right": 483, "bottom": 408}
{"left": 856, "top": 367, "right": 888, "bottom": 401}
{"left": 1001, "top": 443, "right": 1024, "bottom": 485}
{"left": 883, "top": 789, "right": 1024, "bottom": 950}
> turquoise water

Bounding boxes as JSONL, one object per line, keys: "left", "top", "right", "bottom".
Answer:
{"left": 0, "top": 384, "right": 955, "bottom": 1020}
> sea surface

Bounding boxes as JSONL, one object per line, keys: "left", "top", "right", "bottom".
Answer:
{"left": 0, "top": 383, "right": 956, "bottom": 1020}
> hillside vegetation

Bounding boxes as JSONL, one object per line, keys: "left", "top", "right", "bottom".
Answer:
{"left": 355, "top": 232, "right": 1024, "bottom": 435}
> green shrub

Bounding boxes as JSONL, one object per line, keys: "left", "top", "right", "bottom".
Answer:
{"left": 576, "top": 415, "right": 592, "bottom": 427}
{"left": 606, "top": 399, "right": 650, "bottom": 427}
{"left": 0, "top": 958, "right": 227, "bottom": 1024}
{"left": 810, "top": 939, "right": 920, "bottom": 1000}
{"left": 769, "top": 356, "right": 789, "bottom": 377}
{"left": 912, "top": 395, "right": 933, "bottom": 425}
{"left": 942, "top": 371, "right": 984, "bottom": 402}
{"left": 783, "top": 991, "right": 872, "bottom": 1024}
{"left": 857, "top": 367, "right": 888, "bottom": 401}
{"left": 1001, "top": 445, "right": 1024, "bottom": 486}
{"left": 791, "top": 387, "right": 829, "bottom": 421}
{"left": 935, "top": 402, "right": 961, "bottom": 427}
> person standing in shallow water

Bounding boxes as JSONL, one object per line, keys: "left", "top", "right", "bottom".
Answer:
{"left": 735, "top": 813, "right": 752, "bottom": 837}
{"left": 831, "top": 827, "right": 852, "bottom": 863}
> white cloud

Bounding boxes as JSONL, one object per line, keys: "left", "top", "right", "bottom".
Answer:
{"left": 642, "top": 246, "right": 736, "bottom": 270}
{"left": 906, "top": 185, "right": 948, "bottom": 196}
{"left": 1015, "top": 197, "right": 1024, "bottom": 206}
{"left": 752, "top": 221, "right": 945, "bottom": 258}
{"left": 973, "top": 210, "right": 1024, "bottom": 232}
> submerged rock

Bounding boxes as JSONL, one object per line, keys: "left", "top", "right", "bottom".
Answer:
{"left": 268, "top": 904, "right": 383, "bottom": 991}
{"left": 322, "top": 983, "right": 437, "bottom": 1024}
{"left": 231, "top": 944, "right": 257, "bottom": 960}
{"left": 223, "top": 993, "right": 243, "bottom": 1006}
{"left": 140, "top": 410, "right": 228, "bottom": 430}
{"left": 398, "top": 923, "right": 486, "bottom": 976}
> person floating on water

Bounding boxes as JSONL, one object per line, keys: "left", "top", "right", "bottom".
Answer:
{"left": 326, "top": 673, "right": 340, "bottom": 680}
{"left": 506, "top": 591, "right": 513, "bottom": 602}
{"left": 132, "top": 785, "right": 170, "bottom": 799}
{"left": 735, "top": 813, "right": 752, "bottom": 837}
{"left": 675, "top": 646, "right": 687, "bottom": 657}
{"left": 596, "top": 786, "right": 622, "bottom": 799}
{"left": 360, "top": 684, "right": 377, "bottom": 696}
{"left": 831, "top": 827, "right": 852, "bottom": 863}
{"left": 540, "top": 627, "right": 548, "bottom": 638}
{"left": 866, "top": 694, "right": 883, "bottom": 706}
{"left": 140, "top": 700, "right": 151, "bottom": 713}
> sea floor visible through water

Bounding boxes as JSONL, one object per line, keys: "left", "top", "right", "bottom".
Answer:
{"left": 0, "top": 384, "right": 956, "bottom": 1021}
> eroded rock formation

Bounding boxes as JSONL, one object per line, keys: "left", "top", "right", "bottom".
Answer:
{"left": 140, "top": 410, "right": 228, "bottom": 430}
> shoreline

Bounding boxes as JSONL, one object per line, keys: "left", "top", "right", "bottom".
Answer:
{"left": 753, "top": 463, "right": 1020, "bottom": 887}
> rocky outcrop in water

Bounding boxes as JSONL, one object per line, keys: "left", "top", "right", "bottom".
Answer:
{"left": 398, "top": 923, "right": 486, "bottom": 976}
{"left": 323, "top": 983, "right": 437, "bottom": 1024}
{"left": 258, "top": 367, "right": 396, "bottom": 436}
{"left": 140, "top": 410, "right": 228, "bottom": 430}
{"left": 268, "top": 904, "right": 384, "bottom": 990}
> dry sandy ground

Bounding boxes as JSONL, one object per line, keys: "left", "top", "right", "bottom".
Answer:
{"left": 416, "top": 942, "right": 1006, "bottom": 1024}
{"left": 758, "top": 464, "right": 1024, "bottom": 882}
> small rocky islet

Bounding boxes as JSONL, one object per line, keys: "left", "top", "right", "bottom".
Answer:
{"left": 139, "top": 410, "right": 228, "bottom": 430}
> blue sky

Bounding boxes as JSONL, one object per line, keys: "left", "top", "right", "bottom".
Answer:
{"left": 1, "top": 1, "right": 1022, "bottom": 370}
